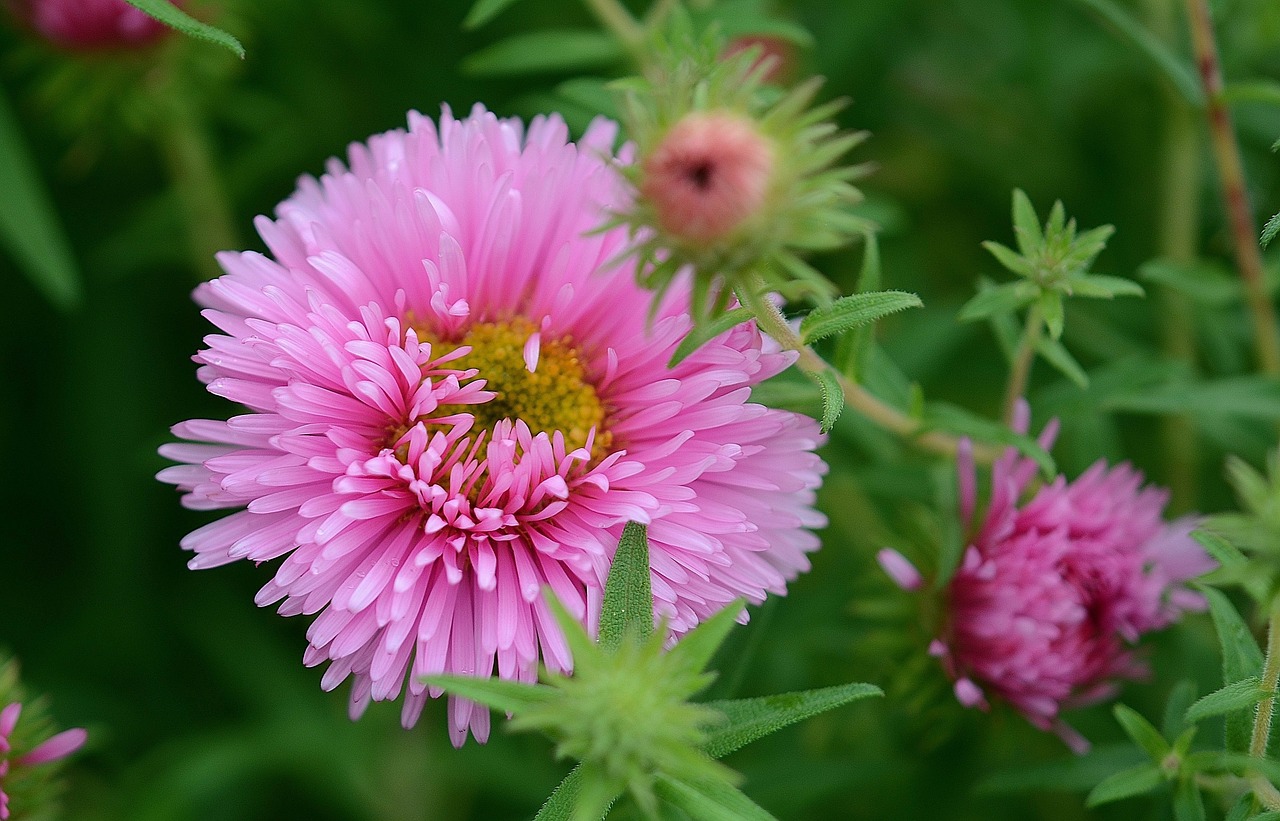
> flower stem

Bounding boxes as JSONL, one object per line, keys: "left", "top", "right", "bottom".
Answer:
{"left": 735, "top": 278, "right": 1002, "bottom": 464}
{"left": 1001, "top": 305, "right": 1043, "bottom": 425}
{"left": 582, "top": 0, "right": 644, "bottom": 54}
{"left": 1184, "top": 0, "right": 1280, "bottom": 376}
{"left": 1248, "top": 594, "right": 1280, "bottom": 810}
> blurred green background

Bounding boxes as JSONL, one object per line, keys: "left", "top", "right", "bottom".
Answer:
{"left": 2, "top": 0, "right": 1279, "bottom": 818}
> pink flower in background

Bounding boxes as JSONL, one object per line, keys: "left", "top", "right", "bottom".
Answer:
{"left": 10, "top": 0, "right": 169, "bottom": 50}
{"left": 0, "top": 702, "right": 86, "bottom": 820}
{"left": 881, "top": 402, "right": 1212, "bottom": 752}
{"left": 159, "top": 105, "right": 826, "bottom": 746}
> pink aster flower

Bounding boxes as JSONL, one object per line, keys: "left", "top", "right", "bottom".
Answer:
{"left": 880, "top": 402, "right": 1212, "bottom": 752}
{"left": 0, "top": 702, "right": 87, "bottom": 820}
{"left": 158, "top": 104, "right": 826, "bottom": 746}
{"left": 8, "top": 0, "right": 170, "bottom": 50}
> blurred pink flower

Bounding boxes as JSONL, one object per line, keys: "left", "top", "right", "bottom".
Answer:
{"left": 883, "top": 403, "right": 1212, "bottom": 752}
{"left": 0, "top": 702, "right": 86, "bottom": 820}
{"left": 10, "top": 0, "right": 168, "bottom": 50}
{"left": 159, "top": 105, "right": 826, "bottom": 746}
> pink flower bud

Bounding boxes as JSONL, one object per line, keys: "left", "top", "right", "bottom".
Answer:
{"left": 9, "top": 0, "right": 170, "bottom": 51}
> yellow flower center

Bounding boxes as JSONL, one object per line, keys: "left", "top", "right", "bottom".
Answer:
{"left": 414, "top": 317, "right": 611, "bottom": 456}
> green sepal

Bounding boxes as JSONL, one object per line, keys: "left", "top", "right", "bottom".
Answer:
{"left": 463, "top": 30, "right": 624, "bottom": 76}
{"left": 122, "top": 0, "right": 244, "bottom": 57}
{"left": 1084, "top": 764, "right": 1164, "bottom": 807}
{"left": 421, "top": 675, "right": 557, "bottom": 714}
{"left": 1184, "top": 677, "right": 1266, "bottom": 724}
{"left": 598, "top": 522, "right": 655, "bottom": 652}
{"left": 700, "top": 683, "right": 881, "bottom": 759}
{"left": 1114, "top": 704, "right": 1170, "bottom": 761}
{"left": 798, "top": 290, "right": 922, "bottom": 344}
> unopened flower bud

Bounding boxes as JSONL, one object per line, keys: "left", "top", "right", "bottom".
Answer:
{"left": 9, "top": 0, "right": 170, "bottom": 51}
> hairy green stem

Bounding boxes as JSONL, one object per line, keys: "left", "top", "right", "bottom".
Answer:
{"left": 159, "top": 90, "right": 239, "bottom": 282}
{"left": 735, "top": 278, "right": 1002, "bottom": 464}
{"left": 582, "top": 0, "right": 644, "bottom": 54}
{"left": 1247, "top": 594, "right": 1280, "bottom": 809}
{"left": 1001, "top": 305, "right": 1043, "bottom": 425}
{"left": 1184, "top": 0, "right": 1280, "bottom": 376}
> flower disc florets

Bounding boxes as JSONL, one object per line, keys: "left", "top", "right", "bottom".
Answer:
{"left": 159, "top": 105, "right": 827, "bottom": 745}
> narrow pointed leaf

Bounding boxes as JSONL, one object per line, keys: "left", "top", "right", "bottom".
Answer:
{"left": 1193, "top": 530, "right": 1248, "bottom": 570}
{"left": 1202, "top": 586, "right": 1265, "bottom": 751}
{"left": 799, "top": 291, "right": 922, "bottom": 344}
{"left": 1113, "top": 704, "right": 1169, "bottom": 760}
{"left": 814, "top": 368, "right": 844, "bottom": 432}
{"left": 122, "top": 0, "right": 244, "bottom": 57}
{"left": 534, "top": 765, "right": 586, "bottom": 821}
{"left": 0, "top": 88, "right": 81, "bottom": 310}
{"left": 1084, "top": 764, "right": 1163, "bottom": 807}
{"left": 464, "top": 0, "right": 524, "bottom": 28}
{"left": 655, "top": 774, "right": 777, "bottom": 821}
{"left": 464, "top": 30, "right": 624, "bottom": 76}
{"left": 1039, "top": 291, "right": 1065, "bottom": 340}
{"left": 982, "top": 240, "right": 1034, "bottom": 277}
{"left": 920, "top": 402, "right": 1055, "bottom": 476}
{"left": 1185, "top": 677, "right": 1266, "bottom": 724}
{"left": 1011, "top": 189, "right": 1043, "bottom": 256}
{"left": 1263, "top": 212, "right": 1280, "bottom": 249}
{"left": 958, "top": 281, "right": 1038, "bottom": 323}
{"left": 669, "top": 600, "right": 745, "bottom": 678}
{"left": 1068, "top": 0, "right": 1204, "bottom": 107}
{"left": 599, "top": 522, "right": 654, "bottom": 652}
{"left": 1067, "top": 274, "right": 1146, "bottom": 299}
{"left": 701, "top": 683, "right": 881, "bottom": 759}
{"left": 422, "top": 675, "right": 556, "bottom": 714}
{"left": 1163, "top": 680, "right": 1198, "bottom": 739}
{"left": 1034, "top": 336, "right": 1088, "bottom": 388}
{"left": 671, "top": 307, "right": 754, "bottom": 366}
{"left": 1174, "top": 775, "right": 1206, "bottom": 821}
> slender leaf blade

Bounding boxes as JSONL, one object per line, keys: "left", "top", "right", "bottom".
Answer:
{"left": 701, "top": 683, "right": 881, "bottom": 759}
{"left": 958, "top": 281, "right": 1038, "bottom": 323}
{"left": 1069, "top": 0, "right": 1203, "bottom": 106}
{"left": 464, "top": 30, "right": 624, "bottom": 76}
{"left": 1202, "top": 586, "right": 1265, "bottom": 751}
{"left": 671, "top": 307, "right": 754, "bottom": 365}
{"left": 464, "top": 0, "right": 524, "bottom": 28}
{"left": 1184, "top": 677, "right": 1265, "bottom": 724}
{"left": 122, "top": 0, "right": 244, "bottom": 57}
{"left": 1113, "top": 704, "right": 1169, "bottom": 760}
{"left": 599, "top": 522, "right": 654, "bottom": 652}
{"left": 669, "top": 600, "right": 745, "bottom": 677}
{"left": 656, "top": 774, "right": 777, "bottom": 821}
{"left": 1085, "top": 764, "right": 1163, "bottom": 807}
{"left": 799, "top": 290, "right": 922, "bottom": 344}
{"left": 422, "top": 675, "right": 556, "bottom": 714}
{"left": 814, "top": 367, "right": 844, "bottom": 432}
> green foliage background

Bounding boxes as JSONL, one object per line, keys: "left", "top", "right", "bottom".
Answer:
{"left": 2, "top": 0, "right": 1279, "bottom": 818}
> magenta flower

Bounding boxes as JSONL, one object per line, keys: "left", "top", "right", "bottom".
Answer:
{"left": 0, "top": 702, "right": 86, "bottom": 820}
{"left": 159, "top": 105, "right": 826, "bottom": 746}
{"left": 880, "top": 403, "right": 1212, "bottom": 751}
{"left": 9, "top": 0, "right": 169, "bottom": 50}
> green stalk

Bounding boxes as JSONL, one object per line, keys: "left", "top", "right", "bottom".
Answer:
{"left": 1001, "top": 305, "right": 1043, "bottom": 425}
{"left": 1184, "top": 0, "right": 1280, "bottom": 376}
{"left": 1248, "top": 594, "right": 1280, "bottom": 810}
{"left": 734, "top": 276, "right": 1002, "bottom": 464}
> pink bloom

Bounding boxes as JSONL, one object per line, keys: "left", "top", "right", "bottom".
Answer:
{"left": 9, "top": 0, "right": 169, "bottom": 50}
{"left": 0, "top": 702, "right": 86, "bottom": 820}
{"left": 159, "top": 105, "right": 826, "bottom": 746}
{"left": 890, "top": 403, "right": 1212, "bottom": 752}
{"left": 640, "top": 111, "right": 775, "bottom": 243}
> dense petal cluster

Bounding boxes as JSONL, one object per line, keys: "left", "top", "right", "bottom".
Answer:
{"left": 883, "top": 404, "right": 1212, "bottom": 751}
{"left": 0, "top": 702, "right": 86, "bottom": 820}
{"left": 10, "top": 0, "right": 169, "bottom": 50}
{"left": 159, "top": 105, "right": 826, "bottom": 745}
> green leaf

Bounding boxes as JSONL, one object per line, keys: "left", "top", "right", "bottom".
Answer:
{"left": 1068, "top": 0, "right": 1203, "bottom": 107}
{"left": 1194, "top": 530, "right": 1249, "bottom": 570}
{"left": 599, "top": 522, "right": 654, "bottom": 653}
{"left": 1164, "top": 680, "right": 1199, "bottom": 739}
{"left": 464, "top": 30, "right": 625, "bottom": 76}
{"left": 1011, "top": 189, "right": 1043, "bottom": 257}
{"left": 671, "top": 307, "right": 756, "bottom": 366}
{"left": 1139, "top": 258, "right": 1241, "bottom": 306}
{"left": 1039, "top": 291, "right": 1065, "bottom": 340}
{"left": 1202, "top": 586, "right": 1265, "bottom": 751}
{"left": 957, "top": 281, "right": 1038, "bottom": 323}
{"left": 982, "top": 240, "right": 1034, "bottom": 277}
{"left": 1185, "top": 677, "right": 1266, "bottom": 724}
{"left": 669, "top": 600, "right": 745, "bottom": 678}
{"left": 1066, "top": 273, "right": 1146, "bottom": 299}
{"left": 1225, "top": 455, "right": 1273, "bottom": 515}
{"left": 422, "top": 675, "right": 556, "bottom": 714}
{"left": 1224, "top": 80, "right": 1280, "bottom": 107}
{"left": 1114, "top": 704, "right": 1170, "bottom": 761}
{"left": 1035, "top": 336, "right": 1089, "bottom": 388}
{"left": 122, "top": 0, "right": 244, "bottom": 57}
{"left": 814, "top": 368, "right": 844, "bottom": 433}
{"left": 1247, "top": 812, "right": 1280, "bottom": 821}
{"left": 799, "top": 290, "right": 922, "bottom": 344}
{"left": 1085, "top": 764, "right": 1164, "bottom": 807}
{"left": 1174, "top": 775, "right": 1206, "bottom": 821}
{"left": 920, "top": 402, "right": 1055, "bottom": 476}
{"left": 464, "top": 0, "right": 524, "bottom": 28}
{"left": 844, "top": 233, "right": 883, "bottom": 380}
{"left": 976, "top": 743, "right": 1146, "bottom": 794}
{"left": 701, "top": 683, "right": 881, "bottom": 759}
{"left": 534, "top": 766, "right": 588, "bottom": 821}
{"left": 655, "top": 774, "right": 777, "bottom": 821}
{"left": 0, "top": 88, "right": 81, "bottom": 310}
{"left": 1265, "top": 211, "right": 1280, "bottom": 249}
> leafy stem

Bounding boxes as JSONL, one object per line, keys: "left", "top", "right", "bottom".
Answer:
{"left": 1183, "top": 0, "right": 1280, "bottom": 376}
{"left": 1249, "top": 593, "right": 1280, "bottom": 810}
{"left": 1001, "top": 304, "right": 1044, "bottom": 425}
{"left": 734, "top": 274, "right": 1002, "bottom": 464}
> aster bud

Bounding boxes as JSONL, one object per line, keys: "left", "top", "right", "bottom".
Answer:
{"left": 0, "top": 656, "right": 86, "bottom": 820}
{"left": 8, "top": 0, "right": 170, "bottom": 51}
